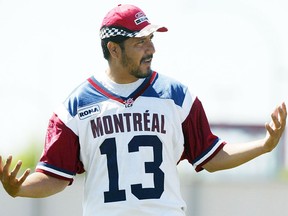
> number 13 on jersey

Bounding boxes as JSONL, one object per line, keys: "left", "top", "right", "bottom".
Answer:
{"left": 100, "top": 135, "right": 164, "bottom": 203}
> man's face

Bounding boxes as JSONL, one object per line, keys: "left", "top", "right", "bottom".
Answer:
{"left": 120, "top": 34, "right": 155, "bottom": 79}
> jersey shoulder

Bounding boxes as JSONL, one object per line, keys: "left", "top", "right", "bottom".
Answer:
{"left": 145, "top": 72, "right": 189, "bottom": 107}
{"left": 62, "top": 78, "right": 107, "bottom": 117}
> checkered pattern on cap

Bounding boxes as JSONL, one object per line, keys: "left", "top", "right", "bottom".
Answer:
{"left": 100, "top": 27, "right": 137, "bottom": 39}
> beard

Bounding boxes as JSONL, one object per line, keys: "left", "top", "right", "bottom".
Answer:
{"left": 121, "top": 52, "right": 153, "bottom": 79}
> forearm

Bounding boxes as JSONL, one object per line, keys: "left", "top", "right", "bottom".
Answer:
{"left": 203, "top": 139, "right": 267, "bottom": 172}
{"left": 203, "top": 102, "right": 286, "bottom": 172}
{"left": 16, "top": 172, "right": 69, "bottom": 198}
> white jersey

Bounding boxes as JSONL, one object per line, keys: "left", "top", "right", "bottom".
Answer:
{"left": 36, "top": 71, "right": 225, "bottom": 216}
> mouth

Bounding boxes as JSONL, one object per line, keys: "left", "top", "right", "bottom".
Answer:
{"left": 141, "top": 55, "right": 153, "bottom": 64}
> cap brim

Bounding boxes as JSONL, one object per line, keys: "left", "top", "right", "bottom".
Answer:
{"left": 135, "top": 24, "right": 168, "bottom": 37}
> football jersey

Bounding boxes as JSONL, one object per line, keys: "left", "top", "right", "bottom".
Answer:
{"left": 36, "top": 71, "right": 225, "bottom": 216}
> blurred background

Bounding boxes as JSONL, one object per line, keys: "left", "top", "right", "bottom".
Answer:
{"left": 0, "top": 0, "right": 288, "bottom": 215}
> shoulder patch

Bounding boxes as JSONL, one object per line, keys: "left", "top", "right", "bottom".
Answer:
{"left": 78, "top": 104, "right": 101, "bottom": 120}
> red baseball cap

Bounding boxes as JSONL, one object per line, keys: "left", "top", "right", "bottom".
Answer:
{"left": 100, "top": 4, "right": 168, "bottom": 39}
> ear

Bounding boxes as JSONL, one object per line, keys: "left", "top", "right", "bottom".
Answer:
{"left": 107, "top": 41, "right": 121, "bottom": 59}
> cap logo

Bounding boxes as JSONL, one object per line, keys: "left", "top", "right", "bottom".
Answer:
{"left": 134, "top": 12, "right": 148, "bottom": 25}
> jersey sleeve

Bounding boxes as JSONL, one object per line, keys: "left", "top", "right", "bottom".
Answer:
{"left": 35, "top": 113, "right": 84, "bottom": 184}
{"left": 180, "top": 97, "right": 226, "bottom": 172}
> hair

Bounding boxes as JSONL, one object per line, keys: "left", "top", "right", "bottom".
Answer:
{"left": 101, "top": 35, "right": 129, "bottom": 60}
{"left": 100, "top": 26, "right": 134, "bottom": 60}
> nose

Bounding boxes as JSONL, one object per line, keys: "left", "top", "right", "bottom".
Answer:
{"left": 146, "top": 40, "right": 155, "bottom": 54}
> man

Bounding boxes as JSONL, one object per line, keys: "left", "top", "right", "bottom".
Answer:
{"left": 0, "top": 4, "right": 287, "bottom": 216}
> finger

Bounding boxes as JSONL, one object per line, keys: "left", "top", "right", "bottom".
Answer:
{"left": 18, "top": 169, "right": 30, "bottom": 185}
{"left": 271, "top": 112, "right": 281, "bottom": 129}
{"left": 281, "top": 102, "right": 287, "bottom": 114}
{"left": 2, "top": 155, "right": 13, "bottom": 182}
{"left": 270, "top": 103, "right": 287, "bottom": 129}
{"left": 279, "top": 103, "right": 287, "bottom": 126}
{"left": 0, "top": 155, "right": 3, "bottom": 179}
{"left": 265, "top": 122, "right": 274, "bottom": 136}
{"left": 10, "top": 160, "right": 23, "bottom": 180}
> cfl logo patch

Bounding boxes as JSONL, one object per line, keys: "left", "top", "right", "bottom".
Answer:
{"left": 124, "top": 98, "right": 134, "bottom": 108}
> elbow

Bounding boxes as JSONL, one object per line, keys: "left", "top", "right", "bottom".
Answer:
{"left": 204, "top": 167, "right": 219, "bottom": 173}
{"left": 202, "top": 162, "right": 223, "bottom": 173}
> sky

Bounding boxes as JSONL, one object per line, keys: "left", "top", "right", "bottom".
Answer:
{"left": 0, "top": 0, "right": 288, "bottom": 155}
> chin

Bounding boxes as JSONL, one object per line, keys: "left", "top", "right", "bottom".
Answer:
{"left": 139, "top": 69, "right": 152, "bottom": 78}
{"left": 131, "top": 67, "right": 150, "bottom": 78}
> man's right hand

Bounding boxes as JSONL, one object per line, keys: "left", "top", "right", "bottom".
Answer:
{"left": 0, "top": 155, "right": 30, "bottom": 197}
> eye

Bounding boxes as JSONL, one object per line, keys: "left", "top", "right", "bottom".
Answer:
{"left": 138, "top": 39, "right": 145, "bottom": 44}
